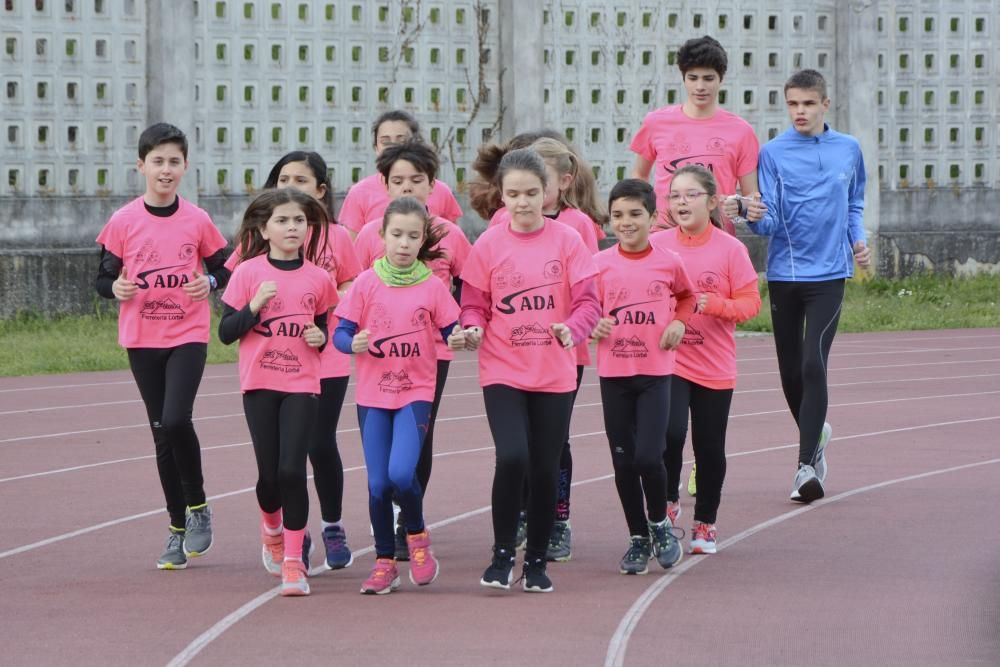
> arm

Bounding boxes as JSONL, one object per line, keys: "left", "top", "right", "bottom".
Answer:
{"left": 631, "top": 154, "right": 653, "bottom": 181}
{"left": 312, "top": 311, "right": 330, "bottom": 353}
{"left": 333, "top": 317, "right": 359, "bottom": 355}
{"left": 459, "top": 283, "right": 491, "bottom": 330}
{"left": 95, "top": 247, "right": 122, "bottom": 299}
{"left": 700, "top": 279, "right": 762, "bottom": 324}
{"left": 847, "top": 148, "right": 867, "bottom": 246}
{"left": 439, "top": 321, "right": 458, "bottom": 343}
{"left": 563, "top": 277, "right": 602, "bottom": 346}
{"left": 749, "top": 151, "right": 779, "bottom": 236}
{"left": 451, "top": 276, "right": 463, "bottom": 304}
{"left": 202, "top": 248, "right": 232, "bottom": 292}
{"left": 218, "top": 303, "right": 259, "bottom": 344}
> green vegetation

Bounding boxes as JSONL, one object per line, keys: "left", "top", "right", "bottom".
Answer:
{"left": 1, "top": 274, "right": 997, "bottom": 376}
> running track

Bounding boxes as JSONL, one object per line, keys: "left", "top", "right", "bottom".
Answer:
{"left": 1, "top": 329, "right": 998, "bottom": 666}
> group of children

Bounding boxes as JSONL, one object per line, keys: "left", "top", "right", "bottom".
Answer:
{"left": 96, "top": 36, "right": 870, "bottom": 596}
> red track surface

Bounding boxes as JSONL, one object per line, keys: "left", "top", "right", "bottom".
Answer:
{"left": 1, "top": 329, "right": 998, "bottom": 666}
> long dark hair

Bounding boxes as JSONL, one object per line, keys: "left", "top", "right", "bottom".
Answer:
{"left": 382, "top": 197, "right": 447, "bottom": 263}
{"left": 235, "top": 188, "right": 330, "bottom": 264}
{"left": 672, "top": 165, "right": 723, "bottom": 229}
{"left": 263, "top": 151, "right": 336, "bottom": 221}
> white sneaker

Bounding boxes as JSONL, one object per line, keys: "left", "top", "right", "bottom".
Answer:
{"left": 790, "top": 463, "right": 824, "bottom": 503}
{"left": 814, "top": 422, "right": 832, "bottom": 483}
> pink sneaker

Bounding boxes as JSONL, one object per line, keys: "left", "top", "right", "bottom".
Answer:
{"left": 690, "top": 522, "right": 718, "bottom": 554}
{"left": 666, "top": 502, "right": 682, "bottom": 526}
{"left": 280, "top": 560, "right": 310, "bottom": 596}
{"left": 361, "top": 558, "right": 400, "bottom": 595}
{"left": 261, "top": 533, "right": 283, "bottom": 576}
{"left": 406, "top": 529, "right": 440, "bottom": 586}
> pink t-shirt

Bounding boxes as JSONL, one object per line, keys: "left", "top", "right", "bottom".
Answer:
{"left": 630, "top": 105, "right": 759, "bottom": 231}
{"left": 335, "top": 269, "right": 460, "bottom": 409}
{"left": 594, "top": 245, "right": 696, "bottom": 378}
{"left": 338, "top": 173, "right": 463, "bottom": 234}
{"left": 460, "top": 221, "right": 598, "bottom": 393}
{"left": 222, "top": 254, "right": 337, "bottom": 394}
{"left": 96, "top": 196, "right": 228, "bottom": 349}
{"left": 652, "top": 226, "right": 758, "bottom": 387}
{"left": 353, "top": 216, "right": 471, "bottom": 361}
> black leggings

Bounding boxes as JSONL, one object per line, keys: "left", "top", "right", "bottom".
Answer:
{"left": 127, "top": 343, "right": 208, "bottom": 529}
{"left": 243, "top": 390, "right": 317, "bottom": 531}
{"left": 600, "top": 375, "right": 670, "bottom": 536}
{"left": 416, "top": 359, "right": 450, "bottom": 496}
{"left": 665, "top": 376, "right": 734, "bottom": 525}
{"left": 309, "top": 376, "right": 349, "bottom": 523}
{"left": 768, "top": 279, "right": 844, "bottom": 465}
{"left": 483, "top": 385, "right": 574, "bottom": 560}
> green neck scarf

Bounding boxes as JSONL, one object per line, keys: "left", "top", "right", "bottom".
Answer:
{"left": 374, "top": 256, "right": 433, "bottom": 287}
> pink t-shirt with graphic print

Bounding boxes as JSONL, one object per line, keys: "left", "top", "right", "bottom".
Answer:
{"left": 96, "top": 196, "right": 228, "bottom": 349}
{"left": 460, "top": 221, "right": 598, "bottom": 393}
{"left": 652, "top": 225, "right": 758, "bottom": 387}
{"left": 225, "top": 225, "right": 362, "bottom": 379}
{"left": 338, "top": 173, "right": 463, "bottom": 234}
{"left": 335, "top": 269, "right": 460, "bottom": 409}
{"left": 352, "top": 216, "right": 470, "bottom": 362}
{"left": 222, "top": 254, "right": 337, "bottom": 394}
{"left": 630, "top": 105, "right": 759, "bottom": 232}
{"left": 594, "top": 245, "right": 696, "bottom": 378}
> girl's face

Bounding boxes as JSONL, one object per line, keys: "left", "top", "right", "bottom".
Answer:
{"left": 501, "top": 169, "right": 545, "bottom": 232}
{"left": 261, "top": 202, "right": 308, "bottom": 260}
{"left": 380, "top": 212, "right": 426, "bottom": 268}
{"left": 668, "top": 173, "right": 718, "bottom": 234}
{"left": 541, "top": 162, "right": 572, "bottom": 213}
{"left": 385, "top": 159, "right": 433, "bottom": 204}
{"left": 276, "top": 161, "right": 326, "bottom": 202}
{"left": 609, "top": 197, "right": 654, "bottom": 252}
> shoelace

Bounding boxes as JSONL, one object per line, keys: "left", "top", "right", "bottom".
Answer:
{"left": 368, "top": 562, "right": 395, "bottom": 583}
{"left": 187, "top": 510, "right": 209, "bottom": 530}
{"left": 515, "top": 559, "right": 546, "bottom": 585}
{"left": 411, "top": 545, "right": 428, "bottom": 567}
{"left": 166, "top": 533, "right": 183, "bottom": 550}
{"left": 624, "top": 539, "right": 650, "bottom": 562}
{"left": 324, "top": 530, "right": 346, "bottom": 550}
{"left": 692, "top": 524, "right": 715, "bottom": 542}
{"left": 652, "top": 523, "right": 686, "bottom": 542}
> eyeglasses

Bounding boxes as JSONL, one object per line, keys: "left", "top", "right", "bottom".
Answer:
{"left": 668, "top": 190, "right": 709, "bottom": 203}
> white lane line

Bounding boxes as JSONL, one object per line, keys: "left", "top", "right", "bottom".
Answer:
{"left": 605, "top": 454, "right": 1000, "bottom": 666}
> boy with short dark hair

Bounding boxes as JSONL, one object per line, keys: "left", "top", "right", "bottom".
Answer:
{"left": 748, "top": 69, "right": 871, "bottom": 503}
{"left": 95, "top": 122, "right": 230, "bottom": 568}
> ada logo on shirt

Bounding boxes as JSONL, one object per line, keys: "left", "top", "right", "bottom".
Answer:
{"left": 134, "top": 263, "right": 191, "bottom": 289}
{"left": 369, "top": 329, "right": 424, "bottom": 359}
{"left": 608, "top": 299, "right": 659, "bottom": 326}
{"left": 496, "top": 283, "right": 560, "bottom": 315}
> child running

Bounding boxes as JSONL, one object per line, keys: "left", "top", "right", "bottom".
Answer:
{"left": 219, "top": 188, "right": 337, "bottom": 596}
{"left": 353, "top": 139, "right": 472, "bottom": 559}
{"left": 748, "top": 69, "right": 870, "bottom": 502}
{"left": 334, "top": 197, "right": 462, "bottom": 595}
{"left": 338, "top": 110, "right": 462, "bottom": 239}
{"left": 95, "top": 123, "right": 227, "bottom": 570}
{"left": 455, "top": 148, "right": 601, "bottom": 593}
{"left": 652, "top": 166, "right": 762, "bottom": 554}
{"left": 592, "top": 179, "right": 695, "bottom": 574}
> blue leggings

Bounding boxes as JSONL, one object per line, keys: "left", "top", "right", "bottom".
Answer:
{"left": 358, "top": 401, "right": 432, "bottom": 558}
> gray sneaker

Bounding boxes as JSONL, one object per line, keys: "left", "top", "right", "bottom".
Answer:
{"left": 515, "top": 511, "right": 527, "bottom": 550}
{"left": 790, "top": 463, "right": 824, "bottom": 503}
{"left": 157, "top": 530, "right": 188, "bottom": 570}
{"left": 649, "top": 521, "right": 682, "bottom": 569}
{"left": 183, "top": 505, "right": 213, "bottom": 557}
{"left": 814, "top": 422, "right": 832, "bottom": 483}
{"left": 545, "top": 520, "right": 572, "bottom": 562}
{"left": 619, "top": 536, "right": 652, "bottom": 575}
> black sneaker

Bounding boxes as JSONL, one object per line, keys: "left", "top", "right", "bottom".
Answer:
{"left": 520, "top": 557, "right": 553, "bottom": 593}
{"left": 649, "top": 521, "right": 683, "bottom": 569}
{"left": 619, "top": 536, "right": 652, "bottom": 575}
{"left": 394, "top": 524, "right": 409, "bottom": 561}
{"left": 480, "top": 546, "right": 516, "bottom": 590}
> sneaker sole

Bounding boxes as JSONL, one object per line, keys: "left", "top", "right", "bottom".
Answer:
{"left": 280, "top": 584, "right": 310, "bottom": 597}
{"left": 656, "top": 550, "right": 683, "bottom": 569}
{"left": 522, "top": 582, "right": 554, "bottom": 593}
{"left": 361, "top": 577, "right": 400, "bottom": 595}
{"left": 157, "top": 561, "right": 188, "bottom": 570}
{"left": 690, "top": 543, "right": 717, "bottom": 555}
{"left": 182, "top": 541, "right": 212, "bottom": 558}
{"left": 619, "top": 566, "right": 649, "bottom": 575}
{"left": 324, "top": 552, "right": 354, "bottom": 570}
{"left": 790, "top": 477, "right": 825, "bottom": 503}
{"left": 479, "top": 574, "right": 513, "bottom": 590}
{"left": 546, "top": 553, "right": 572, "bottom": 563}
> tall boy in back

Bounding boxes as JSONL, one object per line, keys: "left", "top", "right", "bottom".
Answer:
{"left": 95, "top": 123, "right": 229, "bottom": 569}
{"left": 748, "top": 69, "right": 871, "bottom": 503}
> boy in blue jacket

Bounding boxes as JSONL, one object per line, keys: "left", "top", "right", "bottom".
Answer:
{"left": 747, "top": 69, "right": 871, "bottom": 503}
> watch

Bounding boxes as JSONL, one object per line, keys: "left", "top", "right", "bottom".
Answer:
{"left": 207, "top": 274, "right": 218, "bottom": 290}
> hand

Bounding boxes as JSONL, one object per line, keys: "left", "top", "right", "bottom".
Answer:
{"left": 463, "top": 326, "right": 483, "bottom": 351}
{"left": 853, "top": 240, "right": 872, "bottom": 268}
{"left": 722, "top": 196, "right": 741, "bottom": 219}
{"left": 659, "top": 320, "right": 685, "bottom": 350}
{"left": 302, "top": 321, "right": 326, "bottom": 348}
{"left": 447, "top": 328, "right": 466, "bottom": 351}
{"left": 745, "top": 193, "right": 767, "bottom": 222}
{"left": 112, "top": 266, "right": 138, "bottom": 301}
{"left": 249, "top": 281, "right": 278, "bottom": 314}
{"left": 351, "top": 328, "right": 370, "bottom": 355}
{"left": 591, "top": 317, "right": 614, "bottom": 341}
{"left": 183, "top": 270, "right": 211, "bottom": 301}
{"left": 696, "top": 293, "right": 710, "bottom": 314}
{"left": 550, "top": 323, "right": 574, "bottom": 349}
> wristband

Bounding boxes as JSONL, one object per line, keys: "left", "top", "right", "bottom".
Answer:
{"left": 208, "top": 274, "right": 218, "bottom": 291}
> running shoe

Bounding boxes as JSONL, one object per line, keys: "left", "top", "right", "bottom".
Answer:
{"left": 262, "top": 532, "right": 283, "bottom": 576}
{"left": 649, "top": 521, "right": 683, "bottom": 569}
{"left": 322, "top": 524, "right": 353, "bottom": 570}
{"left": 619, "top": 536, "right": 652, "bottom": 575}
{"left": 394, "top": 524, "right": 409, "bottom": 562}
{"left": 814, "top": 422, "right": 832, "bottom": 483}
{"left": 666, "top": 501, "right": 682, "bottom": 526}
{"left": 520, "top": 557, "right": 553, "bottom": 593}
{"left": 182, "top": 505, "right": 213, "bottom": 557}
{"left": 545, "top": 520, "right": 572, "bottom": 562}
{"left": 360, "top": 558, "right": 400, "bottom": 595}
{"left": 280, "top": 559, "right": 310, "bottom": 596}
{"left": 790, "top": 463, "right": 824, "bottom": 503}
{"left": 687, "top": 463, "right": 698, "bottom": 497}
{"left": 690, "top": 522, "right": 718, "bottom": 555}
{"left": 156, "top": 528, "right": 187, "bottom": 570}
{"left": 406, "top": 529, "right": 440, "bottom": 586}
{"left": 515, "top": 511, "right": 527, "bottom": 550}
{"left": 480, "top": 546, "right": 516, "bottom": 590}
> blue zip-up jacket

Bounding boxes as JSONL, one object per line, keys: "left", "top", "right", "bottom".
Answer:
{"left": 749, "top": 124, "right": 866, "bottom": 281}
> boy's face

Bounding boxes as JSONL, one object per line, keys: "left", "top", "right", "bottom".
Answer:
{"left": 785, "top": 87, "right": 830, "bottom": 136}
{"left": 682, "top": 67, "right": 722, "bottom": 111}
{"left": 385, "top": 159, "right": 433, "bottom": 204}
{"left": 374, "top": 120, "right": 413, "bottom": 155}
{"left": 137, "top": 143, "right": 187, "bottom": 199}
{"left": 609, "top": 197, "right": 654, "bottom": 251}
